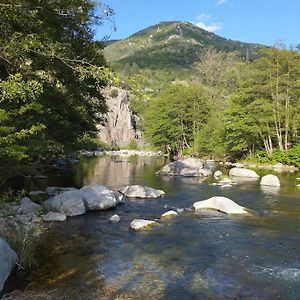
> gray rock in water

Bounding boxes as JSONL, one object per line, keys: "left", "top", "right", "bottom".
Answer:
{"left": 33, "top": 175, "right": 48, "bottom": 180}
{"left": 157, "top": 157, "right": 208, "bottom": 177}
{"left": 130, "top": 219, "right": 159, "bottom": 231}
{"left": 119, "top": 185, "right": 164, "bottom": 198}
{"left": 17, "top": 197, "right": 43, "bottom": 215}
{"left": 44, "top": 190, "right": 86, "bottom": 216}
{"left": 29, "top": 191, "right": 48, "bottom": 204}
{"left": 42, "top": 212, "right": 67, "bottom": 222}
{"left": 0, "top": 238, "right": 18, "bottom": 292}
{"left": 113, "top": 192, "right": 125, "bottom": 204}
{"left": 109, "top": 214, "right": 121, "bottom": 223}
{"left": 260, "top": 174, "right": 281, "bottom": 187}
{"left": 193, "top": 196, "right": 249, "bottom": 214}
{"left": 229, "top": 167, "right": 259, "bottom": 178}
{"left": 80, "top": 185, "right": 117, "bottom": 211}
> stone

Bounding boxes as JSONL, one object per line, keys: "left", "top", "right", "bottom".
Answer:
{"left": 260, "top": 174, "right": 281, "bottom": 187}
{"left": 68, "top": 159, "right": 80, "bottom": 165}
{"left": 46, "top": 187, "right": 77, "bottom": 197}
{"left": 193, "top": 196, "right": 248, "bottom": 214}
{"left": 229, "top": 167, "right": 259, "bottom": 178}
{"left": 297, "top": 184, "right": 300, "bottom": 189}
{"left": 113, "top": 192, "right": 125, "bottom": 204}
{"left": 220, "top": 184, "right": 232, "bottom": 188}
{"left": 17, "top": 197, "right": 43, "bottom": 215}
{"left": 119, "top": 185, "right": 165, "bottom": 198}
{"left": 42, "top": 212, "right": 67, "bottom": 222}
{"left": 234, "top": 163, "right": 244, "bottom": 168}
{"left": 44, "top": 190, "right": 86, "bottom": 216}
{"left": 80, "top": 185, "right": 118, "bottom": 210}
{"left": 109, "top": 214, "right": 121, "bottom": 223}
{"left": 0, "top": 238, "right": 18, "bottom": 292}
{"left": 273, "top": 163, "right": 284, "bottom": 169}
{"left": 157, "top": 157, "right": 211, "bottom": 177}
{"left": 218, "top": 178, "right": 234, "bottom": 185}
{"left": 214, "top": 170, "right": 223, "bottom": 179}
{"left": 29, "top": 191, "right": 48, "bottom": 204}
{"left": 130, "top": 219, "right": 159, "bottom": 231}
{"left": 161, "top": 210, "right": 178, "bottom": 218}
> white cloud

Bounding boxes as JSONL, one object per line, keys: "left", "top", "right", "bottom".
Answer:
{"left": 193, "top": 14, "right": 222, "bottom": 32}
{"left": 216, "top": 0, "right": 228, "bottom": 5}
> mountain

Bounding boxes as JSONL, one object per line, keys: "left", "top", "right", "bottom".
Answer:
{"left": 104, "top": 21, "right": 265, "bottom": 69}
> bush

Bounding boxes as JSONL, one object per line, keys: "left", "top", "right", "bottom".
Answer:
{"left": 76, "top": 134, "right": 110, "bottom": 151}
{"left": 126, "top": 139, "right": 139, "bottom": 150}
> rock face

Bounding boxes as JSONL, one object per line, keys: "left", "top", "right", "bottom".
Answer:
{"left": 193, "top": 196, "right": 248, "bottom": 214}
{"left": 44, "top": 190, "right": 86, "bottom": 217}
{"left": 119, "top": 185, "right": 165, "bottom": 198}
{"left": 0, "top": 238, "right": 18, "bottom": 292}
{"left": 80, "top": 185, "right": 118, "bottom": 210}
{"left": 130, "top": 219, "right": 159, "bottom": 231}
{"left": 97, "top": 88, "right": 143, "bottom": 147}
{"left": 229, "top": 167, "right": 259, "bottom": 178}
{"left": 42, "top": 212, "right": 67, "bottom": 222}
{"left": 157, "top": 158, "right": 211, "bottom": 177}
{"left": 260, "top": 174, "right": 281, "bottom": 187}
{"left": 17, "top": 197, "right": 43, "bottom": 215}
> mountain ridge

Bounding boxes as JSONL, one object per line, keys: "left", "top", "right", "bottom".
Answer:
{"left": 104, "top": 21, "right": 266, "bottom": 69}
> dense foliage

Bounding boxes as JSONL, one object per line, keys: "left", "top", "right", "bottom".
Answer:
{"left": 0, "top": 0, "right": 113, "bottom": 178}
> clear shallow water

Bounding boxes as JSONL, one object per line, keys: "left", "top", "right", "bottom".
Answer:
{"left": 19, "top": 157, "right": 300, "bottom": 299}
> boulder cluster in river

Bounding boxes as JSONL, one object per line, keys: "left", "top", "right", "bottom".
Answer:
{"left": 1, "top": 157, "right": 296, "bottom": 292}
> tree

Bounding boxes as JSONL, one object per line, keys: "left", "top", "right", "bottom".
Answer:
{"left": 0, "top": 0, "right": 114, "bottom": 177}
{"left": 144, "top": 84, "right": 210, "bottom": 156}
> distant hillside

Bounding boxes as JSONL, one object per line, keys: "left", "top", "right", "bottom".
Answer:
{"left": 104, "top": 21, "right": 265, "bottom": 69}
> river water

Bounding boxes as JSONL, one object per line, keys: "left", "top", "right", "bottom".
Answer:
{"left": 17, "top": 156, "right": 300, "bottom": 299}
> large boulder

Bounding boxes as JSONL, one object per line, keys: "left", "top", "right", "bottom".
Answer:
{"left": 130, "top": 219, "right": 160, "bottom": 231}
{"left": 229, "top": 167, "right": 259, "bottom": 178}
{"left": 43, "top": 190, "right": 86, "bottom": 216}
{"left": 119, "top": 185, "right": 165, "bottom": 198}
{"left": 80, "top": 185, "right": 117, "bottom": 210}
{"left": 157, "top": 158, "right": 211, "bottom": 177}
{"left": 260, "top": 174, "right": 280, "bottom": 187}
{"left": 17, "top": 197, "right": 43, "bottom": 215}
{"left": 0, "top": 238, "right": 18, "bottom": 292}
{"left": 193, "top": 196, "right": 248, "bottom": 214}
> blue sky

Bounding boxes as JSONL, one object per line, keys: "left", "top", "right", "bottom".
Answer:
{"left": 96, "top": 0, "right": 300, "bottom": 46}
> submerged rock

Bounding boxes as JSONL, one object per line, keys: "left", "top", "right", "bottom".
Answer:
{"left": 193, "top": 196, "right": 248, "bottom": 214}
{"left": 17, "top": 197, "right": 43, "bottom": 215}
{"left": 44, "top": 190, "right": 86, "bottom": 216}
{"left": 46, "top": 186, "right": 77, "bottom": 197}
{"left": 130, "top": 219, "right": 160, "bottom": 231}
{"left": 42, "top": 212, "right": 67, "bottom": 222}
{"left": 0, "top": 238, "right": 18, "bottom": 292}
{"left": 157, "top": 157, "right": 211, "bottom": 177}
{"left": 109, "top": 214, "right": 121, "bottom": 223}
{"left": 161, "top": 210, "right": 178, "bottom": 219}
{"left": 119, "top": 185, "right": 165, "bottom": 198}
{"left": 229, "top": 167, "right": 259, "bottom": 178}
{"left": 260, "top": 174, "right": 280, "bottom": 187}
{"left": 81, "top": 185, "right": 117, "bottom": 211}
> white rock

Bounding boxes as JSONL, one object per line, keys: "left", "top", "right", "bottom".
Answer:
{"left": 218, "top": 178, "right": 233, "bottom": 185}
{"left": 44, "top": 190, "right": 86, "bottom": 216}
{"left": 273, "top": 163, "right": 284, "bottom": 169}
{"left": 161, "top": 210, "right": 178, "bottom": 218}
{"left": 260, "top": 174, "right": 280, "bottom": 187}
{"left": 17, "top": 197, "right": 43, "bottom": 215}
{"left": 193, "top": 196, "right": 248, "bottom": 214}
{"left": 229, "top": 167, "right": 259, "bottom": 178}
{"left": 109, "top": 214, "right": 121, "bottom": 223}
{"left": 220, "top": 184, "right": 232, "bottom": 188}
{"left": 80, "top": 185, "right": 117, "bottom": 210}
{"left": 130, "top": 219, "right": 159, "bottom": 231}
{"left": 0, "top": 238, "right": 18, "bottom": 292}
{"left": 297, "top": 184, "right": 300, "bottom": 189}
{"left": 234, "top": 163, "right": 244, "bottom": 168}
{"left": 119, "top": 185, "right": 164, "bottom": 198}
{"left": 42, "top": 212, "right": 67, "bottom": 222}
{"left": 214, "top": 170, "right": 223, "bottom": 179}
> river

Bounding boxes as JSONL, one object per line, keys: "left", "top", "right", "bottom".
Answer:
{"left": 12, "top": 156, "right": 300, "bottom": 299}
